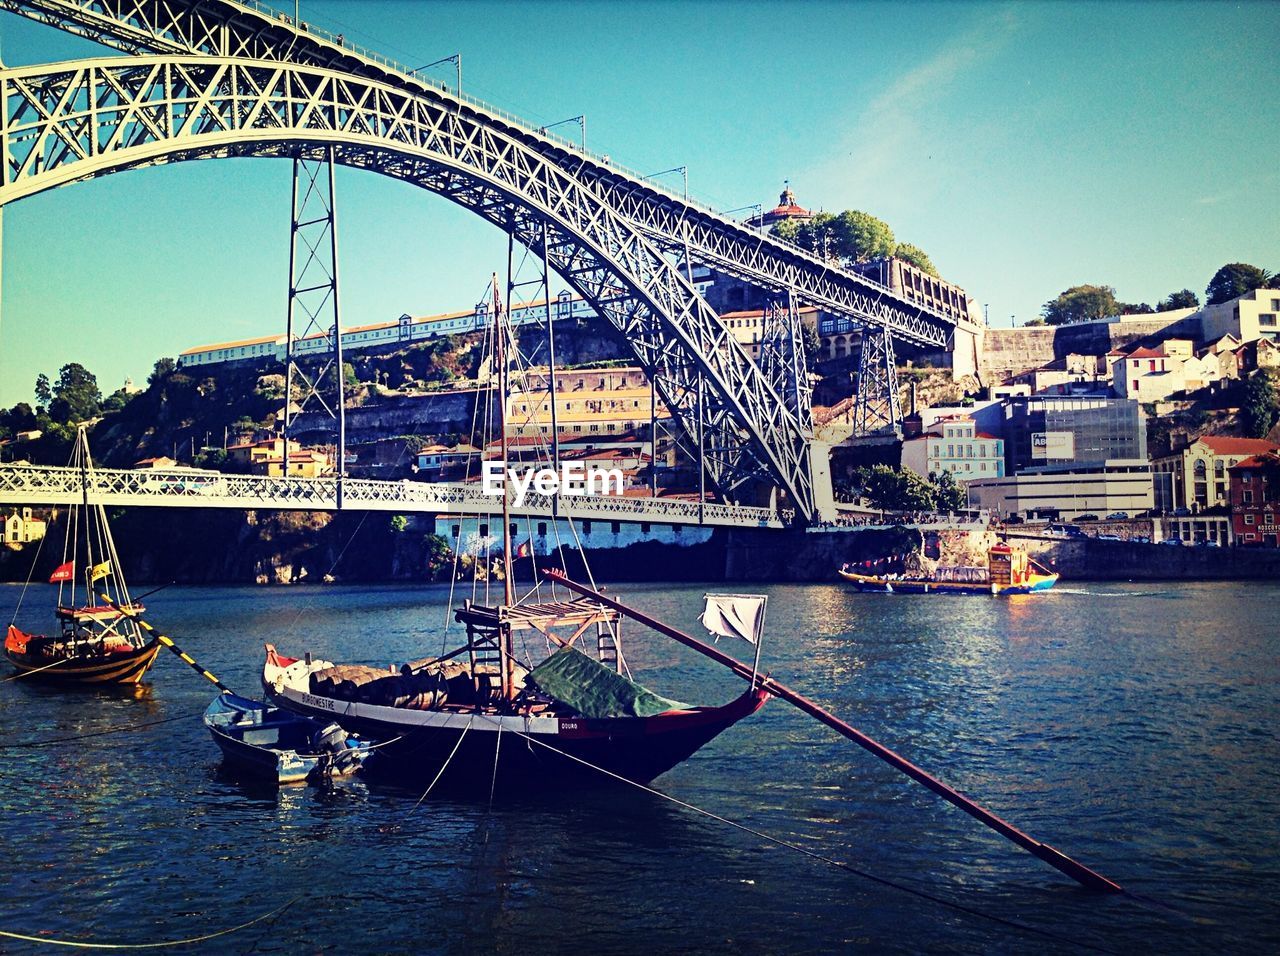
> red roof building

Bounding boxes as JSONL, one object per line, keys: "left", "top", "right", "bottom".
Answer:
{"left": 1229, "top": 452, "right": 1280, "bottom": 546}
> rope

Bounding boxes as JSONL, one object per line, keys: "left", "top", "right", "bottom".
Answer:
{"left": 0, "top": 899, "right": 297, "bottom": 949}
{"left": 1, "top": 658, "right": 65, "bottom": 681}
{"left": 0, "top": 711, "right": 201, "bottom": 750}
{"left": 405, "top": 716, "right": 473, "bottom": 814}
{"left": 473, "top": 716, "right": 1120, "bottom": 955}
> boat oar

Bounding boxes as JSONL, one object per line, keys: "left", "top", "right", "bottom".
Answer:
{"left": 543, "top": 568, "right": 1122, "bottom": 893}
{"left": 95, "top": 591, "right": 235, "bottom": 694}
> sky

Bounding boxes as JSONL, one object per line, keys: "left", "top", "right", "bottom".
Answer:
{"left": 0, "top": 0, "right": 1276, "bottom": 407}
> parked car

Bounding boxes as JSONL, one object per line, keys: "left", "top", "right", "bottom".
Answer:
{"left": 1200, "top": 540, "right": 1221, "bottom": 548}
{"left": 1096, "top": 533, "right": 1123, "bottom": 541}
{"left": 1133, "top": 535, "right": 1151, "bottom": 543}
{"left": 1163, "top": 536, "right": 1184, "bottom": 546}
{"left": 1172, "top": 507, "right": 1191, "bottom": 517}
{"left": 1105, "top": 511, "right": 1129, "bottom": 520}
{"left": 1076, "top": 513, "right": 1099, "bottom": 522}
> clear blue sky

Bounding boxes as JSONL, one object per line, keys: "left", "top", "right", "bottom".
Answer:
{"left": 1, "top": 0, "right": 1276, "bottom": 407}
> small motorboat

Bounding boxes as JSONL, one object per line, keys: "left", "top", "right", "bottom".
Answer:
{"left": 203, "top": 692, "right": 371, "bottom": 785}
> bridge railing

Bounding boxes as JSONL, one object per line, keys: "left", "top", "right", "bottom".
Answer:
{"left": 0, "top": 464, "right": 790, "bottom": 528}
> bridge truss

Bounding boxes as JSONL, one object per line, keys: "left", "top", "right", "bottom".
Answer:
{"left": 0, "top": 0, "right": 963, "bottom": 521}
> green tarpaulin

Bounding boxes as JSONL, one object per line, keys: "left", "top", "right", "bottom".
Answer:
{"left": 529, "top": 646, "right": 687, "bottom": 718}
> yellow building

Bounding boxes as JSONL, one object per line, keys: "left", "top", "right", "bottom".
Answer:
{"left": 506, "top": 366, "right": 670, "bottom": 439}
{"left": 1151, "top": 435, "right": 1279, "bottom": 512}
{"left": 228, "top": 437, "right": 333, "bottom": 477}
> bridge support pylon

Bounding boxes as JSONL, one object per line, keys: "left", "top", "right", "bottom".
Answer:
{"left": 283, "top": 146, "right": 346, "bottom": 506}
{"left": 852, "top": 326, "right": 902, "bottom": 438}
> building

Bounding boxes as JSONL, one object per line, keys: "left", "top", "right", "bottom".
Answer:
{"left": 507, "top": 366, "right": 670, "bottom": 441}
{"left": 415, "top": 444, "right": 481, "bottom": 481}
{"left": 1001, "top": 395, "right": 1146, "bottom": 476}
{"left": 1109, "top": 340, "right": 1220, "bottom": 401}
{"left": 177, "top": 294, "right": 598, "bottom": 369}
{"left": 133, "top": 456, "right": 178, "bottom": 469}
{"left": 900, "top": 415, "right": 1004, "bottom": 483}
{"left": 1150, "top": 436, "right": 1279, "bottom": 513}
{"left": 1229, "top": 451, "right": 1280, "bottom": 547}
{"left": 747, "top": 184, "right": 815, "bottom": 230}
{"left": 1198, "top": 287, "right": 1280, "bottom": 344}
{"left": 966, "top": 461, "right": 1155, "bottom": 520}
{"left": 227, "top": 437, "right": 333, "bottom": 477}
{"left": 4, "top": 508, "right": 47, "bottom": 544}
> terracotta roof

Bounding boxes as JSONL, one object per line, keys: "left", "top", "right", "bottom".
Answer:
{"left": 1125, "top": 347, "right": 1166, "bottom": 359}
{"left": 975, "top": 432, "right": 1001, "bottom": 440}
{"left": 720, "top": 307, "right": 819, "bottom": 320}
{"left": 180, "top": 334, "right": 280, "bottom": 355}
{"left": 1198, "top": 436, "right": 1280, "bottom": 456}
{"left": 1230, "top": 452, "right": 1280, "bottom": 470}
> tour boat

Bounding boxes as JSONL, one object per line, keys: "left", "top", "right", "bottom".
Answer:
{"left": 4, "top": 427, "right": 161, "bottom": 683}
{"left": 204, "top": 692, "right": 370, "bottom": 785}
{"left": 838, "top": 542, "right": 1059, "bottom": 596}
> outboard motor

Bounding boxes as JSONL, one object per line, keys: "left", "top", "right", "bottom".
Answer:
{"left": 310, "top": 722, "right": 360, "bottom": 779}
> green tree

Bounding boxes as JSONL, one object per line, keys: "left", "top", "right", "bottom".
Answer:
{"left": 49, "top": 363, "right": 101, "bottom": 424}
{"left": 800, "top": 322, "right": 822, "bottom": 368}
{"left": 893, "top": 242, "right": 938, "bottom": 276}
{"left": 1119, "top": 302, "right": 1154, "bottom": 314}
{"left": 1241, "top": 371, "right": 1279, "bottom": 438}
{"left": 101, "top": 388, "right": 130, "bottom": 413}
{"left": 934, "top": 470, "right": 967, "bottom": 512}
{"left": 148, "top": 357, "right": 177, "bottom": 386}
{"left": 771, "top": 219, "right": 803, "bottom": 244}
{"left": 828, "top": 210, "right": 895, "bottom": 263}
{"left": 1157, "top": 289, "right": 1199, "bottom": 310}
{"left": 854, "top": 464, "right": 936, "bottom": 512}
{"left": 34, "top": 373, "right": 51, "bottom": 412}
{"left": 389, "top": 514, "right": 409, "bottom": 534}
{"left": 1206, "top": 263, "right": 1271, "bottom": 305}
{"left": 1041, "top": 285, "right": 1119, "bottom": 325}
{"left": 422, "top": 533, "right": 454, "bottom": 580}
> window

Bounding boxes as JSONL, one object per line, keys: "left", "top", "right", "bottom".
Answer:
{"left": 510, "top": 523, "right": 518, "bottom": 537}
{"left": 640, "top": 522, "right": 651, "bottom": 533}
{"left": 611, "top": 521, "right": 621, "bottom": 534}
{"left": 582, "top": 520, "right": 592, "bottom": 534}
{"left": 1246, "top": 532, "right": 1257, "bottom": 540}
{"left": 1244, "top": 490, "right": 1254, "bottom": 504}
{"left": 1214, "top": 461, "right": 1225, "bottom": 477}
{"left": 1194, "top": 460, "right": 1207, "bottom": 478}
{"left": 537, "top": 522, "right": 547, "bottom": 536}
{"left": 451, "top": 524, "right": 460, "bottom": 539}
{"left": 1245, "top": 513, "right": 1256, "bottom": 524}
{"left": 479, "top": 523, "right": 489, "bottom": 537}
{"left": 1260, "top": 313, "right": 1278, "bottom": 328}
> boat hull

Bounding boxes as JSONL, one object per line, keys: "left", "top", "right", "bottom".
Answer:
{"left": 204, "top": 692, "right": 368, "bottom": 785}
{"left": 837, "top": 569, "right": 1059, "bottom": 596}
{"left": 4, "top": 627, "right": 161, "bottom": 684}
{"left": 263, "top": 650, "right": 767, "bottom": 789}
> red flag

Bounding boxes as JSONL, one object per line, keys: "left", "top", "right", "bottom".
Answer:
{"left": 48, "top": 562, "right": 74, "bottom": 583}
{"left": 514, "top": 539, "right": 531, "bottom": 559}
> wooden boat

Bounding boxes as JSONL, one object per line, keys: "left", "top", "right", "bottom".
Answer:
{"left": 263, "top": 275, "right": 767, "bottom": 789}
{"left": 838, "top": 541, "right": 1059, "bottom": 596}
{"left": 4, "top": 427, "right": 160, "bottom": 684}
{"left": 204, "top": 692, "right": 369, "bottom": 785}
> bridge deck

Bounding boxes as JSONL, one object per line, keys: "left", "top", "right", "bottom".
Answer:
{"left": 0, "top": 465, "right": 790, "bottom": 529}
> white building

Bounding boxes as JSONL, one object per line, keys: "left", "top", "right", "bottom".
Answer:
{"left": 966, "top": 460, "right": 1155, "bottom": 520}
{"left": 901, "top": 416, "right": 1005, "bottom": 483}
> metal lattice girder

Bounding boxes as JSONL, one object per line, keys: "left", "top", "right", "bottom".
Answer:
{"left": 0, "top": 57, "right": 817, "bottom": 517}
{"left": 852, "top": 327, "right": 902, "bottom": 437}
{"left": 758, "top": 296, "right": 813, "bottom": 434}
{"left": 0, "top": 463, "right": 793, "bottom": 527}
{"left": 2, "top": 0, "right": 958, "bottom": 351}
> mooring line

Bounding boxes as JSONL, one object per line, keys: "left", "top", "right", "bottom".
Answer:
{"left": 0, "top": 711, "right": 201, "bottom": 750}
{"left": 472, "top": 715, "right": 1120, "bottom": 955}
{"left": 2, "top": 658, "right": 65, "bottom": 681}
{"left": 0, "top": 899, "right": 297, "bottom": 949}
{"left": 405, "top": 716, "right": 474, "bottom": 815}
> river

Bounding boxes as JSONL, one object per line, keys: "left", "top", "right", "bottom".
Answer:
{"left": 1, "top": 580, "right": 1277, "bottom": 953}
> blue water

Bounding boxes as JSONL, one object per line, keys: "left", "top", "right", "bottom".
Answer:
{"left": 1, "top": 580, "right": 1277, "bottom": 953}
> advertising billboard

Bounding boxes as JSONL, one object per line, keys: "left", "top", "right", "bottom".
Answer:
{"left": 1032, "top": 431, "right": 1075, "bottom": 460}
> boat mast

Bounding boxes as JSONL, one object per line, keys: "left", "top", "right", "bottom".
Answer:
{"left": 494, "top": 262, "right": 517, "bottom": 702}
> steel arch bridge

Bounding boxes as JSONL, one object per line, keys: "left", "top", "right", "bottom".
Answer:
{"left": 0, "top": 0, "right": 964, "bottom": 523}
{"left": 0, "top": 54, "right": 820, "bottom": 515}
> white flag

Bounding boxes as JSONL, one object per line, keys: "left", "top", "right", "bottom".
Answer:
{"left": 700, "top": 594, "right": 767, "bottom": 645}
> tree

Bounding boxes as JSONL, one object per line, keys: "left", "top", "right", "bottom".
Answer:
{"left": 34, "top": 373, "right": 51, "bottom": 412}
{"left": 1118, "top": 302, "right": 1154, "bottom": 315}
{"left": 1241, "top": 371, "right": 1279, "bottom": 438}
{"left": 854, "top": 464, "right": 936, "bottom": 512}
{"left": 148, "top": 357, "right": 177, "bottom": 386}
{"left": 892, "top": 242, "right": 937, "bottom": 276}
{"left": 49, "top": 363, "right": 101, "bottom": 424}
{"left": 828, "top": 210, "right": 895, "bottom": 263}
{"left": 800, "top": 322, "right": 822, "bottom": 368}
{"left": 1157, "top": 289, "right": 1199, "bottom": 310}
{"left": 934, "top": 470, "right": 967, "bottom": 512}
{"left": 1041, "top": 285, "right": 1119, "bottom": 325}
{"left": 101, "top": 388, "right": 130, "bottom": 414}
{"left": 389, "top": 514, "right": 409, "bottom": 534}
{"left": 771, "top": 219, "right": 803, "bottom": 244}
{"left": 1205, "top": 263, "right": 1271, "bottom": 305}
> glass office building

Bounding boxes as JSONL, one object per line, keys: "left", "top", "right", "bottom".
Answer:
{"left": 1003, "top": 396, "right": 1146, "bottom": 474}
